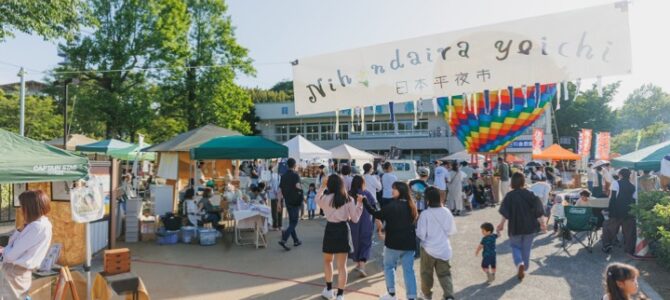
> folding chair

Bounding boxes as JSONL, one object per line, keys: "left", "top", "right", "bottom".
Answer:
{"left": 556, "top": 206, "right": 600, "bottom": 253}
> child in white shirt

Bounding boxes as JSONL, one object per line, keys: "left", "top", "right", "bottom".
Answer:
{"left": 550, "top": 194, "right": 566, "bottom": 233}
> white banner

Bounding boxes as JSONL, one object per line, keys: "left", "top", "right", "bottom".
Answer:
{"left": 293, "top": 2, "right": 631, "bottom": 115}
{"left": 70, "top": 176, "right": 105, "bottom": 223}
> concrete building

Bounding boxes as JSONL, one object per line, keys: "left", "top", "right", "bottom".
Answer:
{"left": 255, "top": 100, "right": 553, "bottom": 162}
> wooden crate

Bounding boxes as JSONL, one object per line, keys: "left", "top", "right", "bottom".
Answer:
{"left": 103, "top": 248, "right": 131, "bottom": 275}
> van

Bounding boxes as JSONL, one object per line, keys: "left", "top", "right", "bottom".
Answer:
{"left": 388, "top": 160, "right": 419, "bottom": 182}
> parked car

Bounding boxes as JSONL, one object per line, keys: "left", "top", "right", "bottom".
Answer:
{"left": 388, "top": 159, "right": 419, "bottom": 182}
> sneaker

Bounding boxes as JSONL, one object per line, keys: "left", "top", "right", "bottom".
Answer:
{"left": 517, "top": 264, "right": 525, "bottom": 280}
{"left": 379, "top": 294, "right": 397, "bottom": 300}
{"left": 278, "top": 240, "right": 290, "bottom": 251}
{"left": 321, "top": 287, "right": 335, "bottom": 300}
{"left": 294, "top": 240, "right": 303, "bottom": 247}
{"left": 602, "top": 245, "right": 613, "bottom": 253}
{"left": 355, "top": 267, "right": 368, "bottom": 277}
{"left": 336, "top": 295, "right": 344, "bottom": 300}
{"left": 445, "top": 297, "right": 455, "bottom": 300}
{"left": 418, "top": 292, "right": 432, "bottom": 300}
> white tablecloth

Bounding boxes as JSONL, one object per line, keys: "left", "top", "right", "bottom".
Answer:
{"left": 233, "top": 205, "right": 272, "bottom": 234}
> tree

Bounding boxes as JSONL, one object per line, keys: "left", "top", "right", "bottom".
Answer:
{"left": 611, "top": 122, "right": 670, "bottom": 154}
{"left": 246, "top": 87, "right": 292, "bottom": 103}
{"left": 554, "top": 82, "right": 619, "bottom": 147}
{"left": 270, "top": 80, "right": 293, "bottom": 97}
{"left": 158, "top": 0, "right": 255, "bottom": 134}
{"left": 615, "top": 84, "right": 670, "bottom": 133}
{"left": 0, "top": 0, "right": 92, "bottom": 41}
{"left": 56, "top": 0, "right": 189, "bottom": 140}
{"left": 0, "top": 91, "right": 62, "bottom": 140}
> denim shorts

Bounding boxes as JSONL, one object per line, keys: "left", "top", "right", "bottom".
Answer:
{"left": 481, "top": 255, "right": 496, "bottom": 269}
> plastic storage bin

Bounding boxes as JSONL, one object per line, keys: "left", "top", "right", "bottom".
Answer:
{"left": 181, "top": 226, "right": 197, "bottom": 244}
{"left": 157, "top": 228, "right": 179, "bottom": 245}
{"left": 199, "top": 229, "right": 217, "bottom": 246}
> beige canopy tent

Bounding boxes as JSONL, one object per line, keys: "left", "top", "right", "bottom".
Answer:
{"left": 46, "top": 134, "right": 98, "bottom": 151}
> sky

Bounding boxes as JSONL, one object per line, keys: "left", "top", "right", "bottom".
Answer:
{"left": 0, "top": 0, "right": 668, "bottom": 108}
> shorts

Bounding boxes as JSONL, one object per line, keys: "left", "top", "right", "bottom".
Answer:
{"left": 481, "top": 255, "right": 496, "bottom": 269}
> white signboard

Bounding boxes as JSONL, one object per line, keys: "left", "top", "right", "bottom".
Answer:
{"left": 293, "top": 3, "right": 632, "bottom": 115}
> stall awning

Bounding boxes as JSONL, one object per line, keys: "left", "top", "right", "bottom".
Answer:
{"left": 190, "top": 136, "right": 288, "bottom": 160}
{"left": 612, "top": 140, "right": 670, "bottom": 171}
{"left": 283, "top": 135, "right": 331, "bottom": 160}
{"left": 532, "top": 144, "right": 581, "bottom": 160}
{"left": 107, "top": 144, "right": 156, "bottom": 161}
{"left": 0, "top": 129, "right": 89, "bottom": 184}
{"left": 328, "top": 144, "right": 375, "bottom": 160}
{"left": 439, "top": 150, "right": 485, "bottom": 162}
{"left": 75, "top": 139, "right": 134, "bottom": 154}
{"left": 144, "top": 124, "right": 241, "bottom": 152}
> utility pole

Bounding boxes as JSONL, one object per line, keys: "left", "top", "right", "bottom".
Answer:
{"left": 17, "top": 68, "right": 26, "bottom": 136}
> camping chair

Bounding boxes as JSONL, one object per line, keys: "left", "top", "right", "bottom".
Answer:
{"left": 556, "top": 206, "right": 600, "bottom": 253}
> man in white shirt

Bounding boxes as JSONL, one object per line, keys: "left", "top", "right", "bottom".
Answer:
{"left": 587, "top": 163, "right": 598, "bottom": 194}
{"left": 601, "top": 163, "right": 614, "bottom": 197}
{"left": 416, "top": 186, "right": 457, "bottom": 300}
{"left": 528, "top": 178, "right": 552, "bottom": 217}
{"left": 433, "top": 161, "right": 449, "bottom": 205}
{"left": 380, "top": 162, "right": 398, "bottom": 207}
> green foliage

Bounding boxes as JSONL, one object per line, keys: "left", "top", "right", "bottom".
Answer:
{"left": 0, "top": 0, "right": 92, "bottom": 41}
{"left": 631, "top": 191, "right": 670, "bottom": 269}
{"left": 616, "top": 84, "right": 670, "bottom": 133}
{"left": 157, "top": 0, "right": 255, "bottom": 133}
{"left": 611, "top": 122, "right": 670, "bottom": 154}
{"left": 247, "top": 87, "right": 292, "bottom": 103}
{"left": 55, "top": 0, "right": 189, "bottom": 140}
{"left": 0, "top": 91, "right": 62, "bottom": 141}
{"left": 554, "top": 82, "right": 619, "bottom": 150}
{"left": 270, "top": 80, "right": 293, "bottom": 96}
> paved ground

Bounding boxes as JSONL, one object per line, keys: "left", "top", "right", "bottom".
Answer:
{"left": 120, "top": 206, "right": 663, "bottom": 300}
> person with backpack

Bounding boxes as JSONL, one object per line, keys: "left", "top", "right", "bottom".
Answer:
{"left": 497, "top": 157, "right": 511, "bottom": 199}
{"left": 278, "top": 158, "right": 303, "bottom": 251}
{"left": 363, "top": 182, "right": 419, "bottom": 300}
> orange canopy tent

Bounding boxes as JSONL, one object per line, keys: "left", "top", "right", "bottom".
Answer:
{"left": 532, "top": 144, "right": 581, "bottom": 160}
{"left": 506, "top": 154, "right": 525, "bottom": 164}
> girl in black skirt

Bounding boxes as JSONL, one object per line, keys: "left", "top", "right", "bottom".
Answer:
{"left": 316, "top": 174, "right": 364, "bottom": 300}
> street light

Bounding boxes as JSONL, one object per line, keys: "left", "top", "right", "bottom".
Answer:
{"left": 55, "top": 78, "right": 79, "bottom": 148}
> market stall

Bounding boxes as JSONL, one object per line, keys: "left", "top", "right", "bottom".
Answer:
{"left": 328, "top": 144, "right": 374, "bottom": 173}
{"left": 532, "top": 144, "right": 582, "bottom": 188}
{"left": 142, "top": 124, "right": 241, "bottom": 214}
{"left": 76, "top": 139, "right": 135, "bottom": 154}
{"left": 283, "top": 135, "right": 331, "bottom": 177}
{"left": 191, "top": 135, "right": 288, "bottom": 248}
{"left": 439, "top": 150, "right": 485, "bottom": 162}
{"left": 0, "top": 128, "right": 95, "bottom": 269}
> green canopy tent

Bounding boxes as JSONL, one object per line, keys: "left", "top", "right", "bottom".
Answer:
{"left": 0, "top": 129, "right": 89, "bottom": 184}
{"left": 107, "top": 144, "right": 156, "bottom": 161}
{"left": 611, "top": 140, "right": 670, "bottom": 171}
{"left": 75, "top": 139, "right": 134, "bottom": 154}
{"left": 190, "top": 136, "right": 288, "bottom": 160}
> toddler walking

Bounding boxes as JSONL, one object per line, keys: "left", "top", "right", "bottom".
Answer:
{"left": 475, "top": 222, "right": 498, "bottom": 284}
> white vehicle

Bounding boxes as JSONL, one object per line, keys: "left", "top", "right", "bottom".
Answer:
{"left": 388, "top": 160, "right": 419, "bottom": 182}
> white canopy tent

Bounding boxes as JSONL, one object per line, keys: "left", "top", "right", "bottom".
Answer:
{"left": 328, "top": 144, "right": 375, "bottom": 160}
{"left": 440, "top": 150, "right": 485, "bottom": 162}
{"left": 283, "top": 135, "right": 331, "bottom": 160}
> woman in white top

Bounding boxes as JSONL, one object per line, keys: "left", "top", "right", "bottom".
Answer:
{"left": 447, "top": 161, "right": 464, "bottom": 216}
{"left": 316, "top": 174, "right": 364, "bottom": 300}
{"left": 182, "top": 188, "right": 201, "bottom": 226}
{"left": 0, "top": 190, "right": 53, "bottom": 299}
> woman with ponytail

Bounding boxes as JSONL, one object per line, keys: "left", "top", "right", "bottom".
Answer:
{"left": 363, "top": 181, "right": 419, "bottom": 300}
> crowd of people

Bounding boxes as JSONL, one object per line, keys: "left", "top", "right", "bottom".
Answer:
{"left": 265, "top": 156, "right": 654, "bottom": 300}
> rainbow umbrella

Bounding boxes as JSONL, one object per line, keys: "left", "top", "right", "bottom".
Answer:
{"left": 447, "top": 83, "right": 556, "bottom": 154}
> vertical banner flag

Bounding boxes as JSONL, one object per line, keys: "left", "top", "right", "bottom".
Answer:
{"left": 595, "top": 132, "right": 611, "bottom": 160}
{"left": 293, "top": 3, "right": 632, "bottom": 115}
{"left": 579, "top": 129, "right": 593, "bottom": 157}
{"left": 532, "top": 128, "right": 544, "bottom": 155}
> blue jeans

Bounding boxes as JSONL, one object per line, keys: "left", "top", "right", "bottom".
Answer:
{"left": 509, "top": 234, "right": 535, "bottom": 269}
{"left": 383, "top": 247, "right": 417, "bottom": 299}
{"left": 281, "top": 206, "right": 300, "bottom": 243}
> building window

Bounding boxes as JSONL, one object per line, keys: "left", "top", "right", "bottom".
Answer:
{"left": 281, "top": 107, "right": 289, "bottom": 115}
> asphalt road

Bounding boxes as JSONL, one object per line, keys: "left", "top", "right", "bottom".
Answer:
{"left": 120, "top": 205, "right": 662, "bottom": 299}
